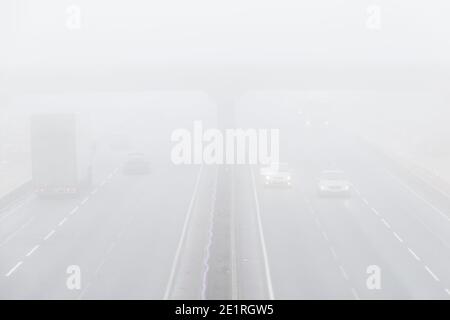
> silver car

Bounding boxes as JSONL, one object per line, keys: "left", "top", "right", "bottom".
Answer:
{"left": 317, "top": 170, "right": 351, "bottom": 197}
{"left": 261, "top": 163, "right": 292, "bottom": 188}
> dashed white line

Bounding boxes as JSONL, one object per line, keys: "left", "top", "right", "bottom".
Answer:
{"left": 329, "top": 246, "right": 338, "bottom": 260}
{"left": 80, "top": 197, "right": 89, "bottom": 205}
{"left": 339, "top": 266, "right": 349, "bottom": 281}
{"left": 58, "top": 217, "right": 68, "bottom": 226}
{"left": 408, "top": 248, "right": 421, "bottom": 261}
{"left": 393, "top": 232, "right": 404, "bottom": 243}
{"left": 5, "top": 261, "right": 23, "bottom": 277}
{"left": 44, "top": 229, "right": 56, "bottom": 241}
{"left": 314, "top": 217, "right": 322, "bottom": 228}
{"left": 362, "top": 198, "right": 369, "bottom": 205}
{"left": 95, "top": 259, "right": 107, "bottom": 275}
{"left": 70, "top": 206, "right": 80, "bottom": 216}
{"left": 106, "top": 242, "right": 116, "bottom": 254}
{"left": 26, "top": 245, "right": 40, "bottom": 257}
{"left": 445, "top": 288, "right": 450, "bottom": 296}
{"left": 351, "top": 288, "right": 360, "bottom": 300}
{"left": 91, "top": 188, "right": 99, "bottom": 195}
{"left": 381, "top": 218, "right": 391, "bottom": 229}
{"left": 322, "top": 231, "right": 329, "bottom": 242}
{"left": 77, "top": 282, "right": 92, "bottom": 300}
{"left": 371, "top": 207, "right": 380, "bottom": 216}
{"left": 425, "top": 266, "right": 440, "bottom": 282}
{"left": 100, "top": 180, "right": 107, "bottom": 187}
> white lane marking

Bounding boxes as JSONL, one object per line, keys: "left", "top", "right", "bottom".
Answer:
{"left": 108, "top": 173, "right": 114, "bottom": 179}
{"left": 393, "top": 232, "right": 404, "bottom": 243}
{"left": 69, "top": 206, "right": 80, "bottom": 215}
{"left": 0, "top": 217, "right": 34, "bottom": 249}
{"left": 80, "top": 197, "right": 89, "bottom": 205}
{"left": 354, "top": 188, "right": 361, "bottom": 196}
{"left": 351, "top": 288, "right": 360, "bottom": 300}
{"left": 77, "top": 282, "right": 91, "bottom": 300}
{"left": 371, "top": 207, "right": 380, "bottom": 216}
{"left": 330, "top": 246, "right": 338, "bottom": 260}
{"left": 5, "top": 261, "right": 23, "bottom": 277}
{"left": 95, "top": 259, "right": 107, "bottom": 275}
{"left": 26, "top": 245, "right": 40, "bottom": 257}
{"left": 314, "top": 217, "right": 322, "bottom": 228}
{"left": 100, "top": 180, "right": 106, "bottom": 187}
{"left": 339, "top": 265, "right": 349, "bottom": 281}
{"left": 164, "top": 166, "right": 203, "bottom": 300}
{"left": 250, "top": 167, "right": 275, "bottom": 300}
{"left": 201, "top": 175, "right": 218, "bottom": 300}
{"left": 322, "top": 231, "right": 329, "bottom": 242}
{"left": 106, "top": 242, "right": 116, "bottom": 254}
{"left": 58, "top": 217, "right": 68, "bottom": 226}
{"left": 381, "top": 218, "right": 391, "bottom": 229}
{"left": 425, "top": 266, "right": 440, "bottom": 282}
{"left": 44, "top": 230, "right": 56, "bottom": 241}
{"left": 91, "top": 188, "right": 99, "bottom": 195}
{"left": 445, "top": 288, "right": 450, "bottom": 296}
{"left": 408, "top": 248, "right": 421, "bottom": 261}
{"left": 362, "top": 198, "right": 369, "bottom": 206}
{"left": 388, "top": 171, "right": 450, "bottom": 222}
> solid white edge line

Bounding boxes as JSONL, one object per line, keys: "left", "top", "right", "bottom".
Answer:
{"left": 388, "top": 171, "right": 450, "bottom": 222}
{"left": 164, "top": 165, "right": 203, "bottom": 300}
{"left": 250, "top": 166, "right": 275, "bottom": 300}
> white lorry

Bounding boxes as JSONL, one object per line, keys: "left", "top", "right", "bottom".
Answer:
{"left": 30, "top": 114, "right": 94, "bottom": 195}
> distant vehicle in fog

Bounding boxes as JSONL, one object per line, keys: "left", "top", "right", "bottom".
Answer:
{"left": 31, "top": 114, "right": 94, "bottom": 196}
{"left": 123, "top": 153, "right": 150, "bottom": 175}
{"left": 317, "top": 170, "right": 351, "bottom": 197}
{"left": 260, "top": 162, "right": 292, "bottom": 188}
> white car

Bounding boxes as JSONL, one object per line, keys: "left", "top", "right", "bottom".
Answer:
{"left": 317, "top": 170, "right": 351, "bottom": 197}
{"left": 260, "top": 163, "right": 292, "bottom": 188}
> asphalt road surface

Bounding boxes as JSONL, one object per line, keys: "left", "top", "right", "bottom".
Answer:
{"left": 1, "top": 98, "right": 450, "bottom": 299}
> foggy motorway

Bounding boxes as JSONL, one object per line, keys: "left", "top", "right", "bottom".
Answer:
{"left": 1, "top": 92, "right": 450, "bottom": 300}
{"left": 1, "top": 0, "right": 450, "bottom": 302}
